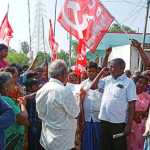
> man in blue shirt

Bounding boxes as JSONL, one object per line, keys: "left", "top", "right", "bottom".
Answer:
{"left": 0, "top": 97, "right": 15, "bottom": 149}
{"left": 98, "top": 58, "right": 137, "bottom": 150}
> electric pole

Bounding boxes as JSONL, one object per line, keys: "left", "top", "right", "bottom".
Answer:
{"left": 54, "top": 0, "right": 58, "bottom": 36}
{"left": 27, "top": 0, "right": 32, "bottom": 61}
{"left": 139, "top": 0, "right": 150, "bottom": 70}
{"left": 143, "top": 0, "right": 150, "bottom": 45}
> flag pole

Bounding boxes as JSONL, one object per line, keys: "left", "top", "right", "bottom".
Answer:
{"left": 7, "top": 3, "right": 9, "bottom": 14}
{"left": 27, "top": 0, "right": 32, "bottom": 61}
{"left": 139, "top": 0, "right": 150, "bottom": 70}
{"left": 6, "top": 3, "right": 10, "bottom": 47}
{"left": 42, "top": 17, "right": 47, "bottom": 63}
{"left": 69, "top": 8, "right": 72, "bottom": 69}
{"left": 69, "top": 33, "right": 72, "bottom": 69}
{"left": 42, "top": 17, "right": 48, "bottom": 81}
{"left": 54, "top": 0, "right": 58, "bottom": 36}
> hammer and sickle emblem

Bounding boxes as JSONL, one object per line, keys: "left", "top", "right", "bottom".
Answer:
{"left": 63, "top": 0, "right": 94, "bottom": 39}
{"left": 88, "top": 0, "right": 96, "bottom": 9}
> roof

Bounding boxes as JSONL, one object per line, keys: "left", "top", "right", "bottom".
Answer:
{"left": 86, "top": 32, "right": 150, "bottom": 60}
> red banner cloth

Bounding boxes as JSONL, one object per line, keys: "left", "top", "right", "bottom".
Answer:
{"left": 75, "top": 39, "right": 87, "bottom": 76}
{"left": 49, "top": 19, "right": 58, "bottom": 61}
{"left": 58, "top": 0, "right": 114, "bottom": 52}
{"left": 0, "top": 13, "right": 13, "bottom": 45}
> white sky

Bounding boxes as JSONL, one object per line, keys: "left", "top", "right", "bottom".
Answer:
{"left": 0, "top": 0, "right": 149, "bottom": 52}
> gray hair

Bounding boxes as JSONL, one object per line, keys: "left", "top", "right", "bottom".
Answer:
{"left": 49, "top": 59, "right": 67, "bottom": 78}
{"left": 110, "top": 58, "right": 126, "bottom": 69}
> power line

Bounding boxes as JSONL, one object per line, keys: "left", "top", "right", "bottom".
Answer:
{"left": 124, "top": 0, "right": 146, "bottom": 5}
{"left": 121, "top": 4, "right": 145, "bottom": 23}
{"left": 120, "top": 0, "right": 146, "bottom": 23}
{"left": 101, "top": 0, "right": 147, "bottom": 7}
{"left": 127, "top": 7, "right": 145, "bottom": 26}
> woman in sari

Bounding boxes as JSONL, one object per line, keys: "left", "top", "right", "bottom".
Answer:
{"left": 127, "top": 76, "right": 150, "bottom": 150}
{"left": 0, "top": 97, "right": 15, "bottom": 149}
{"left": 0, "top": 71, "right": 29, "bottom": 150}
{"left": 5, "top": 66, "right": 24, "bottom": 99}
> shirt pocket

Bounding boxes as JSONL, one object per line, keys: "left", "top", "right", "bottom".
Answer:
{"left": 112, "top": 86, "right": 124, "bottom": 99}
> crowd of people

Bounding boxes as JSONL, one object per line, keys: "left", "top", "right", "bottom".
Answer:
{"left": 0, "top": 40, "right": 150, "bottom": 150}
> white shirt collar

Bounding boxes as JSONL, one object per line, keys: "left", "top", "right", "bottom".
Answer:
{"left": 111, "top": 74, "right": 127, "bottom": 81}
{"left": 49, "top": 78, "right": 64, "bottom": 86}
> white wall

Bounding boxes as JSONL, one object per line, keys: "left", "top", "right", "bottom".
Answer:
{"left": 109, "top": 45, "right": 139, "bottom": 72}
{"left": 130, "top": 46, "right": 139, "bottom": 72}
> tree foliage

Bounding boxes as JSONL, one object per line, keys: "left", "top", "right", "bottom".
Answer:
{"left": 57, "top": 50, "right": 70, "bottom": 65}
{"left": 109, "top": 23, "right": 136, "bottom": 33}
{"left": 7, "top": 50, "right": 29, "bottom": 65}
{"left": 57, "top": 39, "right": 77, "bottom": 67}
{"left": 36, "top": 51, "right": 50, "bottom": 66}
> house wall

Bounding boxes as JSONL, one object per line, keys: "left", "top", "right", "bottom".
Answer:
{"left": 109, "top": 45, "right": 139, "bottom": 72}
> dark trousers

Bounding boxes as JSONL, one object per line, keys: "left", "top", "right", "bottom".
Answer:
{"left": 28, "top": 125, "right": 44, "bottom": 150}
{"left": 100, "top": 121, "right": 127, "bottom": 150}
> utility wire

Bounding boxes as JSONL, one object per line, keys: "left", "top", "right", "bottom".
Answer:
{"left": 121, "top": 3, "right": 145, "bottom": 23}
{"left": 117, "top": 0, "right": 145, "bottom": 23}
{"left": 128, "top": 7, "right": 145, "bottom": 25}
{"left": 110, "top": 0, "right": 146, "bottom": 42}
{"left": 101, "top": 0, "right": 146, "bottom": 6}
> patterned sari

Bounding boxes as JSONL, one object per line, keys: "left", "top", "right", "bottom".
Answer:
{"left": 127, "top": 92, "right": 150, "bottom": 150}
{"left": 1, "top": 96, "right": 25, "bottom": 150}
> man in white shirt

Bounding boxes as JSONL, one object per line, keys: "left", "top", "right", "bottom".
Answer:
{"left": 98, "top": 58, "right": 137, "bottom": 150}
{"left": 36, "top": 60, "right": 80, "bottom": 150}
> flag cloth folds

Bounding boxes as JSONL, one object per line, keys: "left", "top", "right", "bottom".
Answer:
{"left": 58, "top": 0, "right": 114, "bottom": 52}
{"left": 74, "top": 39, "right": 87, "bottom": 76}
{"left": 49, "top": 19, "right": 58, "bottom": 61}
{"left": 0, "top": 12, "right": 13, "bottom": 45}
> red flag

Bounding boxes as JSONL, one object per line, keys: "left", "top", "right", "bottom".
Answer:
{"left": 49, "top": 19, "right": 58, "bottom": 61}
{"left": 74, "top": 39, "right": 87, "bottom": 76}
{"left": 49, "top": 19, "right": 55, "bottom": 50}
{"left": 51, "top": 42, "right": 58, "bottom": 62}
{"left": 71, "top": 64, "right": 86, "bottom": 77}
{"left": 58, "top": 0, "right": 114, "bottom": 52}
{"left": 0, "top": 12, "right": 13, "bottom": 45}
{"left": 76, "top": 39, "right": 86, "bottom": 66}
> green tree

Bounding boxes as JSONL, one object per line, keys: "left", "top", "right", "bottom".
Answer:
{"left": 57, "top": 39, "right": 77, "bottom": 67}
{"left": 57, "top": 50, "right": 69, "bottom": 65}
{"left": 109, "top": 23, "right": 136, "bottom": 33}
{"left": 36, "top": 51, "right": 49, "bottom": 66}
{"left": 70, "top": 40, "right": 78, "bottom": 64}
{"left": 7, "top": 50, "right": 29, "bottom": 65}
{"left": 21, "top": 41, "right": 29, "bottom": 54}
